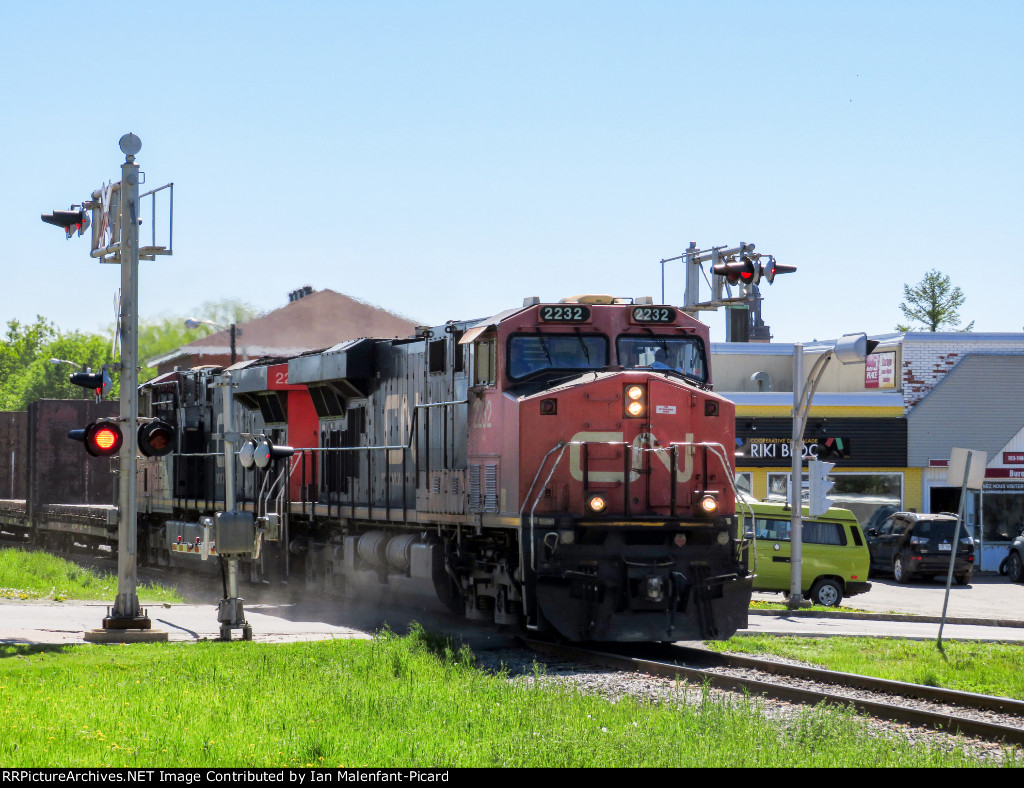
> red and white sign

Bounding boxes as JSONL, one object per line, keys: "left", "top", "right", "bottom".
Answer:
{"left": 865, "top": 352, "right": 897, "bottom": 389}
{"left": 1004, "top": 452, "right": 1024, "bottom": 465}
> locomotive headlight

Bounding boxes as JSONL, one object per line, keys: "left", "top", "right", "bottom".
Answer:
{"left": 697, "top": 493, "right": 719, "bottom": 515}
{"left": 587, "top": 494, "right": 608, "bottom": 514}
{"left": 717, "top": 531, "right": 730, "bottom": 546}
{"left": 624, "top": 384, "right": 646, "bottom": 418}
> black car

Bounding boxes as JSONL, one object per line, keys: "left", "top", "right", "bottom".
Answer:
{"left": 865, "top": 512, "right": 975, "bottom": 585}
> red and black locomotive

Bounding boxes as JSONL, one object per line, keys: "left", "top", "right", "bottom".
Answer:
{"left": 12, "top": 295, "right": 752, "bottom": 642}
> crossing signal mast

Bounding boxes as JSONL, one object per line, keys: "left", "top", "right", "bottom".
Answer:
{"left": 41, "top": 134, "right": 174, "bottom": 643}
{"left": 660, "top": 241, "right": 797, "bottom": 341}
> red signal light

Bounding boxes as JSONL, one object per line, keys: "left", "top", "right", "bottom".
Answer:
{"left": 68, "top": 421, "right": 124, "bottom": 457}
{"left": 138, "top": 420, "right": 175, "bottom": 457}
{"left": 92, "top": 426, "right": 119, "bottom": 451}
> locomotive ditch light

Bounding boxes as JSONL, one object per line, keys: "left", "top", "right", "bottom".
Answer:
{"left": 696, "top": 493, "right": 719, "bottom": 515}
{"left": 68, "top": 421, "right": 123, "bottom": 457}
{"left": 238, "top": 439, "right": 257, "bottom": 469}
{"left": 586, "top": 493, "right": 608, "bottom": 514}
{"left": 624, "top": 384, "right": 646, "bottom": 418}
{"left": 253, "top": 436, "right": 295, "bottom": 469}
{"left": 138, "top": 420, "right": 175, "bottom": 457}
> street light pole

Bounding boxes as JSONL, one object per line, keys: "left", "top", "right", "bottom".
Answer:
{"left": 788, "top": 334, "right": 877, "bottom": 609}
{"left": 185, "top": 318, "right": 241, "bottom": 365}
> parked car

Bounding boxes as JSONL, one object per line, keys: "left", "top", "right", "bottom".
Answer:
{"left": 999, "top": 530, "right": 1024, "bottom": 583}
{"left": 865, "top": 512, "right": 974, "bottom": 585}
{"left": 741, "top": 501, "right": 871, "bottom": 606}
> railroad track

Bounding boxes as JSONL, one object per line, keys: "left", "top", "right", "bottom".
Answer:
{"left": 521, "top": 638, "right": 1024, "bottom": 747}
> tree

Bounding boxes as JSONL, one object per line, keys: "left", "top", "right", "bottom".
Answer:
{"left": 0, "top": 317, "right": 114, "bottom": 410}
{"left": 896, "top": 269, "right": 974, "bottom": 332}
{"left": 135, "top": 298, "right": 262, "bottom": 380}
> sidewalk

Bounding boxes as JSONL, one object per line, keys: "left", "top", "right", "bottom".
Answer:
{"left": 0, "top": 599, "right": 373, "bottom": 646}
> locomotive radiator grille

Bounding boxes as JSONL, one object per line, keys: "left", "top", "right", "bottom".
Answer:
{"left": 468, "top": 463, "right": 500, "bottom": 513}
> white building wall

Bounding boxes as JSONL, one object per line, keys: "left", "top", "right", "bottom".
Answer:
{"left": 901, "top": 334, "right": 1024, "bottom": 412}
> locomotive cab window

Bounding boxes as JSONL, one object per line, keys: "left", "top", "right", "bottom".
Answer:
{"left": 473, "top": 335, "right": 497, "bottom": 386}
{"left": 616, "top": 335, "right": 707, "bottom": 383}
{"left": 507, "top": 333, "right": 607, "bottom": 381}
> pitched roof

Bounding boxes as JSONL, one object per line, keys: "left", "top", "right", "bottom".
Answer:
{"left": 147, "top": 289, "right": 419, "bottom": 367}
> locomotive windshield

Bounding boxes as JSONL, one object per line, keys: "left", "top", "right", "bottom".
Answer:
{"left": 617, "top": 335, "right": 708, "bottom": 383}
{"left": 507, "top": 333, "right": 608, "bottom": 380}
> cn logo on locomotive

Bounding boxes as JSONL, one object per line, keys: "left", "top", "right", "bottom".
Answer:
{"left": 568, "top": 430, "right": 695, "bottom": 483}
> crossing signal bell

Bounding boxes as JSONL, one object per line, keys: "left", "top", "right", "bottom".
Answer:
{"left": 41, "top": 208, "right": 90, "bottom": 239}
{"left": 68, "top": 422, "right": 124, "bottom": 457}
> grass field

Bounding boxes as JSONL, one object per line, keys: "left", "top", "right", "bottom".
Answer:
{"left": 0, "top": 548, "right": 1020, "bottom": 767}
{"left": 0, "top": 548, "right": 182, "bottom": 603}
{"left": 710, "top": 635, "right": 1024, "bottom": 699}
{"left": 1, "top": 628, "right": 1014, "bottom": 769}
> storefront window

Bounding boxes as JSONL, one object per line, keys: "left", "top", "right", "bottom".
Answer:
{"left": 982, "top": 482, "right": 1024, "bottom": 542}
{"left": 764, "top": 471, "right": 903, "bottom": 528}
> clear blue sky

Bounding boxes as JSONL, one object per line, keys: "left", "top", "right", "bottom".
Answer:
{"left": 3, "top": 0, "right": 1020, "bottom": 344}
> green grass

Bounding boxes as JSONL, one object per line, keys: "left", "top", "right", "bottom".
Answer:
{"left": 709, "top": 635, "right": 1024, "bottom": 699}
{"left": 0, "top": 627, "right": 1015, "bottom": 768}
{"left": 0, "top": 548, "right": 182, "bottom": 603}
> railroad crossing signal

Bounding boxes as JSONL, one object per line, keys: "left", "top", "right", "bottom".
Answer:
{"left": 68, "top": 422, "right": 124, "bottom": 457}
{"left": 69, "top": 369, "right": 113, "bottom": 400}
{"left": 239, "top": 436, "right": 295, "bottom": 470}
{"left": 711, "top": 257, "right": 760, "bottom": 286}
{"left": 762, "top": 257, "right": 797, "bottom": 284}
{"left": 41, "top": 208, "right": 90, "bottom": 239}
{"left": 138, "top": 420, "right": 175, "bottom": 457}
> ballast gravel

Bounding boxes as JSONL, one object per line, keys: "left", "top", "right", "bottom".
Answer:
{"left": 470, "top": 645, "right": 1020, "bottom": 766}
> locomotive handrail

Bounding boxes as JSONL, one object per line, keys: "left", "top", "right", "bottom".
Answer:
{"left": 282, "top": 398, "right": 467, "bottom": 521}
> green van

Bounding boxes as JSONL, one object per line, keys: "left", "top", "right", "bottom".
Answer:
{"left": 740, "top": 501, "right": 872, "bottom": 607}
